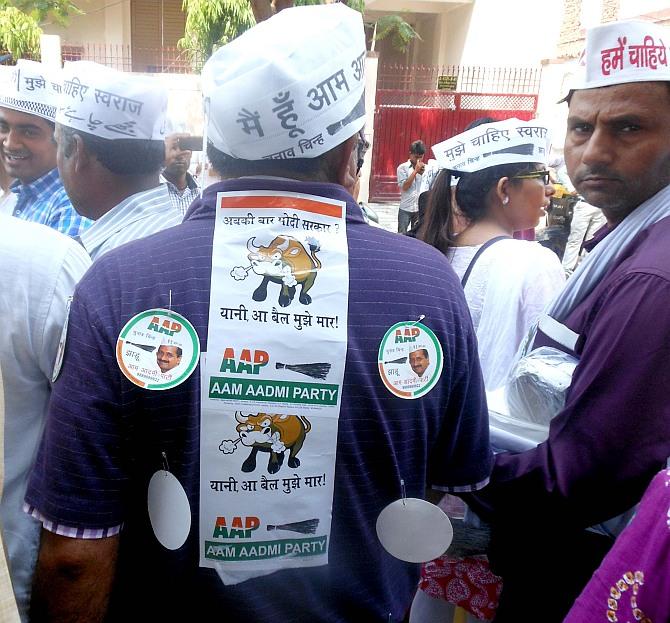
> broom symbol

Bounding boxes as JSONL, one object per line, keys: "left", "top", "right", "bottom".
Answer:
{"left": 126, "top": 341, "right": 157, "bottom": 353}
{"left": 276, "top": 362, "right": 331, "bottom": 380}
{"left": 384, "top": 356, "right": 407, "bottom": 365}
{"left": 266, "top": 518, "right": 320, "bottom": 535}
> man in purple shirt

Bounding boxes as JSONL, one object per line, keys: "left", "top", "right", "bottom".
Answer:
{"left": 26, "top": 5, "right": 491, "bottom": 622}
{"left": 468, "top": 20, "right": 670, "bottom": 621}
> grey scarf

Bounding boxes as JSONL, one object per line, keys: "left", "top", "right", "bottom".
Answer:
{"left": 548, "top": 183, "right": 670, "bottom": 322}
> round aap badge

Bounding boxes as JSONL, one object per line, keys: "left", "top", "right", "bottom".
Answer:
{"left": 378, "top": 321, "right": 443, "bottom": 399}
{"left": 116, "top": 308, "right": 200, "bottom": 390}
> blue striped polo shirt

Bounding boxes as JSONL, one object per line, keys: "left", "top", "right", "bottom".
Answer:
{"left": 26, "top": 177, "right": 491, "bottom": 622}
{"left": 79, "top": 183, "right": 182, "bottom": 261}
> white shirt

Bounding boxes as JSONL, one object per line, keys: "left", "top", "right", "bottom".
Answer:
{"left": 0, "top": 215, "right": 91, "bottom": 617}
{"left": 419, "top": 159, "right": 440, "bottom": 195}
{"left": 79, "top": 184, "right": 182, "bottom": 261}
{"left": 396, "top": 160, "right": 422, "bottom": 213}
{"left": 0, "top": 191, "right": 17, "bottom": 216}
{"left": 448, "top": 239, "right": 565, "bottom": 392}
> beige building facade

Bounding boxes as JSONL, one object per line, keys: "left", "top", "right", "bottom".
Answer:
{"left": 42, "top": 0, "right": 186, "bottom": 72}
{"left": 365, "top": 0, "right": 564, "bottom": 67}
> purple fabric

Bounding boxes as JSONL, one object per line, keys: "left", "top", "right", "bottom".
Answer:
{"left": 470, "top": 215, "right": 670, "bottom": 529}
{"left": 565, "top": 468, "right": 670, "bottom": 622}
{"left": 26, "top": 178, "right": 492, "bottom": 622}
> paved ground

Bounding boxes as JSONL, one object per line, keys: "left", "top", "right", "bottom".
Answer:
{"left": 364, "top": 201, "right": 399, "bottom": 232}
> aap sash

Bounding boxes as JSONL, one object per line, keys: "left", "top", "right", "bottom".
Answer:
{"left": 200, "top": 190, "right": 348, "bottom": 585}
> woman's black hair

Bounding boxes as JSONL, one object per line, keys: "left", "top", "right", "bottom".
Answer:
{"left": 417, "top": 161, "right": 541, "bottom": 254}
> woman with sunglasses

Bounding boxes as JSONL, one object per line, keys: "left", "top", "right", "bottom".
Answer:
{"left": 411, "top": 118, "right": 565, "bottom": 623}
{"left": 419, "top": 119, "right": 564, "bottom": 394}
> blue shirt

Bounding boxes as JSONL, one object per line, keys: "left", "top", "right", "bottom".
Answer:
{"left": 10, "top": 168, "right": 91, "bottom": 238}
{"left": 26, "top": 178, "right": 491, "bottom": 622}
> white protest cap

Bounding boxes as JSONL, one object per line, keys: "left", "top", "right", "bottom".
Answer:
{"left": 56, "top": 60, "right": 168, "bottom": 141}
{"left": 574, "top": 20, "right": 670, "bottom": 91}
{"left": 432, "top": 118, "right": 551, "bottom": 174}
{"left": 201, "top": 3, "right": 366, "bottom": 160}
{"left": 0, "top": 59, "right": 62, "bottom": 121}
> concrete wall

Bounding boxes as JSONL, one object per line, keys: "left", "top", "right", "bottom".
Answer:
{"left": 535, "top": 59, "right": 577, "bottom": 158}
{"left": 365, "top": 0, "right": 473, "bottom": 65}
{"left": 358, "top": 53, "right": 380, "bottom": 203}
{"left": 435, "top": 4, "right": 473, "bottom": 64}
{"left": 459, "top": 0, "right": 564, "bottom": 65}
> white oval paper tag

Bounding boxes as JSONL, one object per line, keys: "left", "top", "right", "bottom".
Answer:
{"left": 376, "top": 497, "right": 453, "bottom": 563}
{"left": 147, "top": 470, "right": 191, "bottom": 550}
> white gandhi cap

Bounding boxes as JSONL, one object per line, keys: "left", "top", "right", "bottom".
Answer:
{"left": 572, "top": 20, "right": 670, "bottom": 92}
{"left": 201, "top": 3, "right": 366, "bottom": 161}
{"left": 432, "top": 118, "right": 551, "bottom": 174}
{"left": 56, "top": 61, "right": 168, "bottom": 141}
{"left": 0, "top": 60, "right": 62, "bottom": 121}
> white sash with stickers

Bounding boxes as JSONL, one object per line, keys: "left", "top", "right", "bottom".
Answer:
{"left": 200, "top": 190, "right": 348, "bottom": 585}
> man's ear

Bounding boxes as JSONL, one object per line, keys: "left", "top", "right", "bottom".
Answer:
{"left": 334, "top": 134, "right": 358, "bottom": 195}
{"left": 70, "top": 134, "right": 91, "bottom": 174}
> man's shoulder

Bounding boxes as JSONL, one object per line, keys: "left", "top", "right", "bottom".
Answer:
{"left": 93, "top": 215, "right": 206, "bottom": 269}
{"left": 0, "top": 215, "right": 90, "bottom": 283}
{"left": 133, "top": 183, "right": 173, "bottom": 206}
{"left": 1, "top": 214, "right": 77, "bottom": 252}
{"left": 573, "top": 216, "right": 670, "bottom": 343}
{"left": 624, "top": 214, "right": 670, "bottom": 279}
{"left": 348, "top": 224, "right": 465, "bottom": 297}
{"left": 590, "top": 215, "right": 670, "bottom": 293}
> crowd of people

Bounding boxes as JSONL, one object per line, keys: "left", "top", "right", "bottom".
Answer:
{"left": 0, "top": 6, "right": 669, "bottom": 623}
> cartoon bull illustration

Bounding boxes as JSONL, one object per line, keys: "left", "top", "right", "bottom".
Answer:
{"left": 235, "top": 412, "right": 312, "bottom": 474}
{"left": 247, "top": 235, "right": 321, "bottom": 307}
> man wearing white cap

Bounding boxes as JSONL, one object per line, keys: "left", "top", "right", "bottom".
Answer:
{"left": 26, "top": 5, "right": 491, "bottom": 621}
{"left": 0, "top": 60, "right": 90, "bottom": 237}
{"left": 467, "top": 20, "right": 670, "bottom": 620}
{"left": 53, "top": 61, "right": 181, "bottom": 261}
